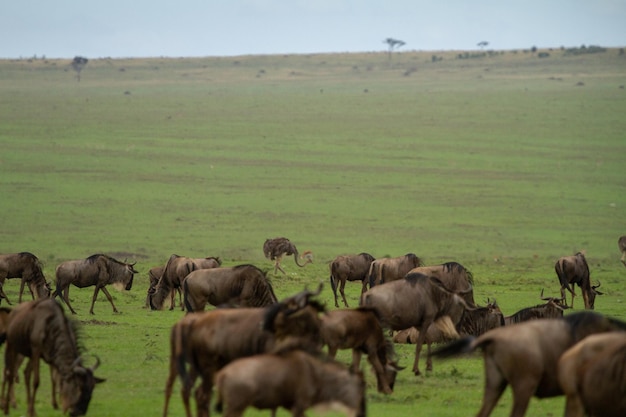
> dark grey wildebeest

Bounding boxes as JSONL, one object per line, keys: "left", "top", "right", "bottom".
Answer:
{"left": 53, "top": 254, "right": 138, "bottom": 314}
{"left": 432, "top": 311, "right": 626, "bottom": 417}
{"left": 1, "top": 298, "right": 105, "bottom": 417}
{"left": 0, "top": 252, "right": 51, "bottom": 304}
{"left": 555, "top": 252, "right": 602, "bottom": 309}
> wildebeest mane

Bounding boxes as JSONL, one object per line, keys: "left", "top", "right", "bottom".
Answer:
{"left": 441, "top": 261, "right": 474, "bottom": 285}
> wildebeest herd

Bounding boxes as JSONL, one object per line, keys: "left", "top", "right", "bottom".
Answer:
{"left": 0, "top": 235, "right": 624, "bottom": 417}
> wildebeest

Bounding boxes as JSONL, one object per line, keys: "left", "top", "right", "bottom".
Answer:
{"left": 162, "top": 286, "right": 325, "bottom": 417}
{"left": 182, "top": 264, "right": 278, "bottom": 312}
{"left": 393, "top": 300, "right": 503, "bottom": 371}
{"left": 366, "top": 253, "right": 423, "bottom": 291}
{"left": 407, "top": 262, "right": 476, "bottom": 305}
{"left": 329, "top": 253, "right": 375, "bottom": 307}
{"left": 0, "top": 252, "right": 50, "bottom": 304}
{"left": 263, "top": 237, "right": 312, "bottom": 275}
{"left": 558, "top": 331, "right": 626, "bottom": 417}
{"left": 149, "top": 255, "right": 221, "bottom": 310}
{"left": 145, "top": 265, "right": 165, "bottom": 308}
{"left": 0, "top": 298, "right": 104, "bottom": 417}
{"left": 432, "top": 311, "right": 626, "bottom": 417}
{"left": 320, "top": 307, "right": 402, "bottom": 394}
{"left": 214, "top": 350, "right": 366, "bottom": 417}
{"left": 619, "top": 235, "right": 626, "bottom": 268}
{"left": 53, "top": 254, "right": 138, "bottom": 314}
{"left": 555, "top": 252, "right": 602, "bottom": 309}
{"left": 360, "top": 272, "right": 473, "bottom": 375}
{"left": 503, "top": 292, "right": 566, "bottom": 325}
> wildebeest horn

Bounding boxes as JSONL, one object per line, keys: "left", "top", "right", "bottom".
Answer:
{"left": 592, "top": 280, "right": 603, "bottom": 294}
{"left": 90, "top": 355, "right": 101, "bottom": 372}
{"left": 540, "top": 288, "right": 551, "bottom": 301}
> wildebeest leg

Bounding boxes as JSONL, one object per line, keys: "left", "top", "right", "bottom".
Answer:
{"left": 327, "top": 345, "right": 338, "bottom": 359}
{"left": 364, "top": 349, "right": 393, "bottom": 394}
{"left": 351, "top": 349, "right": 362, "bottom": 373}
{"left": 50, "top": 366, "right": 59, "bottom": 409}
{"left": 59, "top": 286, "right": 77, "bottom": 315}
{"left": 412, "top": 320, "right": 433, "bottom": 376}
{"left": 339, "top": 280, "right": 349, "bottom": 308}
{"left": 475, "top": 354, "right": 508, "bottom": 417}
{"left": 93, "top": 286, "right": 119, "bottom": 314}
{"left": 23, "top": 356, "right": 40, "bottom": 417}
{"left": 194, "top": 377, "right": 212, "bottom": 417}
{"left": 426, "top": 342, "right": 433, "bottom": 372}
{"left": 0, "top": 282, "right": 11, "bottom": 306}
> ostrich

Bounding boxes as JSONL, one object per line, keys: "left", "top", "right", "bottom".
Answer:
{"left": 263, "top": 237, "right": 312, "bottom": 275}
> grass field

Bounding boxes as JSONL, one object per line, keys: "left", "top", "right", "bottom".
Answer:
{"left": 0, "top": 46, "right": 625, "bottom": 416}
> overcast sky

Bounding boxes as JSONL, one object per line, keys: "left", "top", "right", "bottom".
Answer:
{"left": 2, "top": 0, "right": 624, "bottom": 59}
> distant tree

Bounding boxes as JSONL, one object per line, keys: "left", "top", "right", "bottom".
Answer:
{"left": 477, "top": 41, "right": 489, "bottom": 50}
{"left": 530, "top": 46, "right": 537, "bottom": 54}
{"left": 383, "top": 38, "right": 405, "bottom": 61}
{"left": 71, "top": 56, "right": 88, "bottom": 82}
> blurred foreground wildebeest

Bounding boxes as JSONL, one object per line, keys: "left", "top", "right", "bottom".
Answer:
{"left": 0, "top": 252, "right": 50, "bottom": 304}
{"left": 329, "top": 253, "right": 375, "bottom": 307}
{"left": 53, "top": 254, "right": 137, "bottom": 314}
{"left": 149, "top": 255, "right": 221, "bottom": 310}
{"left": 366, "top": 253, "right": 422, "bottom": 291}
{"left": 320, "top": 307, "right": 402, "bottom": 394}
{"left": 555, "top": 252, "right": 602, "bottom": 309}
{"left": 361, "top": 272, "right": 473, "bottom": 375}
{"left": 0, "top": 298, "right": 104, "bottom": 417}
{"left": 214, "top": 350, "right": 366, "bottom": 417}
{"left": 558, "top": 331, "right": 626, "bottom": 417}
{"left": 182, "top": 264, "right": 278, "bottom": 312}
{"left": 432, "top": 311, "right": 626, "bottom": 417}
{"left": 263, "top": 237, "right": 312, "bottom": 275}
{"left": 619, "top": 235, "right": 626, "bottom": 268}
{"left": 503, "top": 292, "right": 566, "bottom": 325}
{"left": 162, "top": 286, "right": 325, "bottom": 417}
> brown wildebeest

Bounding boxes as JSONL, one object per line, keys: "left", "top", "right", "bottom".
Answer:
{"left": 263, "top": 237, "right": 312, "bottom": 275}
{"left": 0, "top": 252, "right": 51, "bottom": 304}
{"left": 145, "top": 265, "right": 165, "bottom": 308}
{"left": 214, "top": 350, "right": 366, "bottom": 417}
{"left": 360, "top": 272, "right": 474, "bottom": 375}
{"left": 503, "top": 292, "right": 566, "bottom": 325}
{"left": 555, "top": 252, "right": 602, "bottom": 309}
{"left": 558, "top": 332, "right": 626, "bottom": 417}
{"left": 320, "top": 307, "right": 402, "bottom": 394}
{"left": 393, "top": 300, "right": 503, "bottom": 371}
{"left": 432, "top": 311, "right": 626, "bottom": 417}
{"left": 0, "top": 298, "right": 104, "bottom": 417}
{"left": 182, "top": 264, "right": 278, "bottom": 312}
{"left": 149, "top": 255, "right": 221, "bottom": 310}
{"left": 365, "top": 253, "right": 423, "bottom": 291}
{"left": 329, "top": 253, "right": 375, "bottom": 307}
{"left": 53, "top": 254, "right": 138, "bottom": 315}
{"left": 619, "top": 235, "right": 626, "bottom": 268}
{"left": 162, "top": 286, "right": 325, "bottom": 417}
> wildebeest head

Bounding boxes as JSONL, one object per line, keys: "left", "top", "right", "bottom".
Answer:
{"left": 115, "top": 259, "right": 138, "bottom": 291}
{"left": 60, "top": 357, "right": 105, "bottom": 416}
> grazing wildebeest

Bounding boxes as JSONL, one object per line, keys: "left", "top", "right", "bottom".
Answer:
{"left": 558, "top": 332, "right": 626, "bottom": 417}
{"left": 0, "top": 298, "right": 104, "bottom": 417}
{"left": 263, "top": 237, "right": 312, "bottom": 275}
{"left": 149, "top": 255, "right": 222, "bottom": 310}
{"left": 360, "top": 272, "right": 474, "bottom": 375}
{"left": 329, "top": 253, "right": 375, "bottom": 307}
{"left": 214, "top": 350, "right": 366, "bottom": 417}
{"left": 53, "top": 254, "right": 137, "bottom": 315}
{"left": 320, "top": 307, "right": 402, "bottom": 394}
{"left": 432, "top": 311, "right": 626, "bottom": 417}
{"left": 0, "top": 252, "right": 51, "bottom": 304}
{"left": 145, "top": 265, "right": 165, "bottom": 308}
{"left": 366, "top": 253, "right": 423, "bottom": 291}
{"left": 503, "top": 292, "right": 566, "bottom": 325}
{"left": 555, "top": 252, "right": 602, "bottom": 309}
{"left": 619, "top": 235, "right": 626, "bottom": 268}
{"left": 182, "top": 264, "right": 278, "bottom": 312}
{"left": 162, "top": 286, "right": 325, "bottom": 417}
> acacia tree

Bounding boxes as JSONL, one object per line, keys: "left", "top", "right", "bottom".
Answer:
{"left": 71, "top": 56, "right": 88, "bottom": 82}
{"left": 477, "top": 41, "right": 489, "bottom": 50}
{"left": 383, "top": 38, "right": 405, "bottom": 61}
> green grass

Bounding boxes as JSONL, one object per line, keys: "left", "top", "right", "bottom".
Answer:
{"left": 0, "top": 47, "right": 625, "bottom": 416}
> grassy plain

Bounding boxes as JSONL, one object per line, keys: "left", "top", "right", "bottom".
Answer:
{"left": 0, "top": 47, "right": 625, "bottom": 417}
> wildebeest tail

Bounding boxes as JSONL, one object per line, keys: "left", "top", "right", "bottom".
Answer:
{"left": 183, "top": 279, "right": 194, "bottom": 313}
{"left": 430, "top": 336, "right": 476, "bottom": 359}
